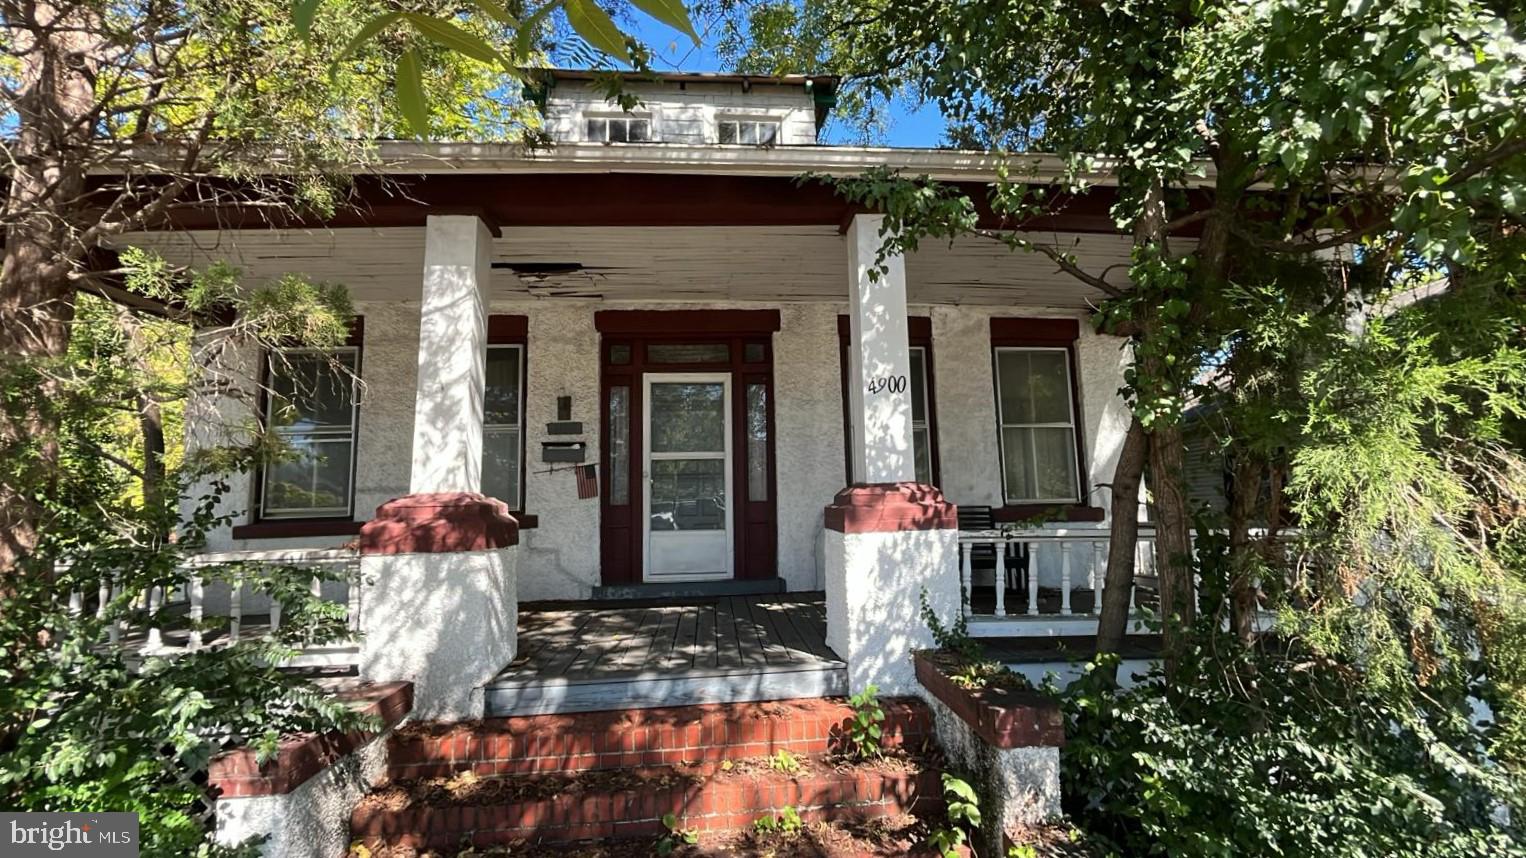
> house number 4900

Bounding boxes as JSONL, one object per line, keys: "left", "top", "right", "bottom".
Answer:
{"left": 867, "top": 375, "right": 908, "bottom": 395}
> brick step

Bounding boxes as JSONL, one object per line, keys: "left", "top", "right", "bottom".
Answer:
{"left": 388, "top": 697, "right": 934, "bottom": 780}
{"left": 352, "top": 754, "right": 945, "bottom": 853}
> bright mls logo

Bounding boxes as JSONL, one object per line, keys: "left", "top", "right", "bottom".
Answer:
{"left": 2, "top": 813, "right": 138, "bottom": 857}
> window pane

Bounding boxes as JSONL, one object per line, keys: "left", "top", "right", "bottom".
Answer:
{"left": 909, "top": 348, "right": 927, "bottom": 423}
{"left": 649, "top": 459, "right": 726, "bottom": 531}
{"left": 1002, "top": 427, "right": 1036, "bottom": 502}
{"left": 743, "top": 342, "right": 766, "bottom": 363}
{"left": 608, "top": 119, "right": 628, "bottom": 142}
{"left": 718, "top": 122, "right": 737, "bottom": 143}
{"left": 998, "top": 350, "right": 1071, "bottom": 424}
{"left": 483, "top": 426, "right": 520, "bottom": 508}
{"left": 1033, "top": 427, "right": 1079, "bottom": 500}
{"left": 265, "top": 437, "right": 352, "bottom": 516}
{"left": 913, "top": 426, "right": 932, "bottom": 485}
{"left": 609, "top": 343, "right": 631, "bottom": 365}
{"left": 586, "top": 118, "right": 606, "bottom": 140}
{"left": 757, "top": 123, "right": 778, "bottom": 144}
{"left": 746, "top": 384, "right": 768, "bottom": 502}
{"left": 271, "top": 352, "right": 354, "bottom": 430}
{"left": 628, "top": 119, "right": 650, "bottom": 141}
{"left": 484, "top": 347, "right": 521, "bottom": 425}
{"left": 609, "top": 387, "right": 630, "bottom": 505}
{"left": 646, "top": 343, "right": 730, "bottom": 364}
{"left": 739, "top": 122, "right": 757, "bottom": 144}
{"left": 649, "top": 382, "right": 725, "bottom": 453}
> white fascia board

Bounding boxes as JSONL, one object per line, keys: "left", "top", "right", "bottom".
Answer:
{"left": 367, "top": 141, "right": 1225, "bottom": 187}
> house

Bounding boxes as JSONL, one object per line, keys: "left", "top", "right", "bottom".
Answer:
{"left": 119, "top": 70, "right": 1186, "bottom": 722}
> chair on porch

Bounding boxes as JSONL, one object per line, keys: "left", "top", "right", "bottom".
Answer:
{"left": 955, "top": 505, "right": 1031, "bottom": 603}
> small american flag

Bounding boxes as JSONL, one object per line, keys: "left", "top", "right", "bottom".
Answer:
{"left": 575, "top": 464, "right": 598, "bottom": 499}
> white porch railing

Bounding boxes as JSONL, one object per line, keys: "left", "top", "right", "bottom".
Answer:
{"left": 74, "top": 548, "right": 362, "bottom": 666}
{"left": 956, "top": 525, "right": 1159, "bottom": 636}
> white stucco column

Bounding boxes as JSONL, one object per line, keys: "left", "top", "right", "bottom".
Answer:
{"left": 845, "top": 213, "right": 916, "bottom": 484}
{"left": 411, "top": 215, "right": 492, "bottom": 494}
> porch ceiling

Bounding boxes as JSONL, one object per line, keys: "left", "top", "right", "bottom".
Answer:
{"left": 115, "top": 224, "right": 1145, "bottom": 308}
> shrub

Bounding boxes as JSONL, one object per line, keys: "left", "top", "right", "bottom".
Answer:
{"left": 1062, "top": 645, "right": 1525, "bottom": 857}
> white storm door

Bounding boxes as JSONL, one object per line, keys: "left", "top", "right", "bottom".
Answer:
{"left": 643, "top": 373, "right": 734, "bottom": 581}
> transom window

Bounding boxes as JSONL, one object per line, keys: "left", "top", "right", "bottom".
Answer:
{"left": 993, "top": 347, "right": 1081, "bottom": 504}
{"left": 586, "top": 115, "right": 650, "bottom": 143}
{"left": 718, "top": 118, "right": 779, "bottom": 145}
{"left": 262, "top": 348, "right": 359, "bottom": 519}
{"left": 483, "top": 345, "right": 524, "bottom": 511}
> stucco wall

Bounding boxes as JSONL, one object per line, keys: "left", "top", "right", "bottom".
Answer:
{"left": 189, "top": 300, "right": 1130, "bottom": 600}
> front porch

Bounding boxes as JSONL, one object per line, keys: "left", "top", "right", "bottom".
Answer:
{"left": 488, "top": 593, "right": 846, "bottom": 716}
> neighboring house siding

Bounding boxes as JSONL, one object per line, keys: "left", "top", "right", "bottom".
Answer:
{"left": 543, "top": 80, "right": 819, "bottom": 146}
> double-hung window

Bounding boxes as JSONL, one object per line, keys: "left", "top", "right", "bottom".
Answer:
{"left": 262, "top": 348, "right": 359, "bottom": 518}
{"left": 993, "top": 347, "right": 1081, "bottom": 504}
{"left": 482, "top": 344, "right": 525, "bottom": 510}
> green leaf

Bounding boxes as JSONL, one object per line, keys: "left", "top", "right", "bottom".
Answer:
{"left": 514, "top": 1, "right": 562, "bottom": 61}
{"left": 464, "top": 0, "right": 518, "bottom": 26}
{"left": 395, "top": 48, "right": 429, "bottom": 138}
{"left": 401, "top": 13, "right": 507, "bottom": 67}
{"left": 292, "top": 0, "right": 320, "bottom": 38}
{"left": 629, "top": 0, "right": 699, "bottom": 43}
{"left": 564, "top": 0, "right": 629, "bottom": 60}
{"left": 332, "top": 12, "right": 403, "bottom": 70}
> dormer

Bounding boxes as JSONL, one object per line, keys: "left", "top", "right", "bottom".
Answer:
{"left": 533, "top": 70, "right": 839, "bottom": 146}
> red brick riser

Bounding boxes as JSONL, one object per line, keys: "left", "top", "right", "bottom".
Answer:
{"left": 389, "top": 697, "right": 934, "bottom": 780}
{"left": 350, "top": 767, "right": 943, "bottom": 851}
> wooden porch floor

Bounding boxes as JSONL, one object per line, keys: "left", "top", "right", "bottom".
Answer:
{"left": 486, "top": 593, "right": 846, "bottom": 716}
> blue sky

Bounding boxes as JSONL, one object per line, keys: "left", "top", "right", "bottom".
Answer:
{"left": 623, "top": 17, "right": 947, "bottom": 148}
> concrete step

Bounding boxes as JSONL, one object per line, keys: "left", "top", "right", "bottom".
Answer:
{"left": 388, "top": 697, "right": 935, "bottom": 781}
{"left": 352, "top": 753, "right": 945, "bottom": 853}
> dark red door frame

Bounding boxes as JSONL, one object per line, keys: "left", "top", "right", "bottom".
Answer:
{"left": 597, "top": 311, "right": 780, "bottom": 586}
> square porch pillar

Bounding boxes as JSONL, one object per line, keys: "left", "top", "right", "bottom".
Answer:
{"left": 356, "top": 214, "right": 518, "bottom": 721}
{"left": 825, "top": 215, "right": 960, "bottom": 696}
{"left": 410, "top": 214, "right": 493, "bottom": 494}
{"left": 844, "top": 213, "right": 916, "bottom": 484}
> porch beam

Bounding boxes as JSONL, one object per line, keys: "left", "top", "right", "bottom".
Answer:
{"left": 844, "top": 213, "right": 916, "bottom": 484}
{"left": 409, "top": 214, "right": 492, "bottom": 494}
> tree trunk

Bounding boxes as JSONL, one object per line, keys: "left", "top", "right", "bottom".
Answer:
{"left": 1227, "top": 453, "right": 1261, "bottom": 646}
{"left": 1148, "top": 425, "right": 1197, "bottom": 649}
{"left": 1095, "top": 417, "right": 1147, "bottom": 678}
{"left": 0, "top": 3, "right": 102, "bottom": 582}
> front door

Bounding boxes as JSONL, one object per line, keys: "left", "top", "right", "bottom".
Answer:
{"left": 643, "top": 373, "right": 734, "bottom": 581}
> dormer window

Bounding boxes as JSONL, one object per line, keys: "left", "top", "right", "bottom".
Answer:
{"left": 586, "top": 115, "right": 651, "bottom": 143}
{"left": 718, "top": 118, "right": 779, "bottom": 145}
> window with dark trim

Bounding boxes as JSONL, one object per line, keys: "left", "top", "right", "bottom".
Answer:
{"left": 989, "top": 318, "right": 1086, "bottom": 507}
{"left": 260, "top": 347, "right": 360, "bottom": 519}
{"left": 837, "top": 316, "right": 940, "bottom": 485}
{"left": 484, "top": 315, "right": 528, "bottom": 512}
{"left": 483, "top": 345, "right": 524, "bottom": 511}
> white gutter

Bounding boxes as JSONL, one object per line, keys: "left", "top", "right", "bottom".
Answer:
{"left": 361, "top": 141, "right": 1221, "bottom": 187}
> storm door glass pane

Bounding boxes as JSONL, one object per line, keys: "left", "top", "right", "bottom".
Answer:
{"left": 746, "top": 384, "right": 768, "bottom": 502}
{"left": 608, "top": 386, "right": 630, "bottom": 505}
{"left": 649, "top": 459, "right": 726, "bottom": 531}
{"left": 649, "top": 383, "right": 725, "bottom": 453}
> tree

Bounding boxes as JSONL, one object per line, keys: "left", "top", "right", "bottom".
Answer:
{"left": 757, "top": 0, "right": 1524, "bottom": 673}
{"left": 0, "top": 0, "right": 698, "bottom": 581}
